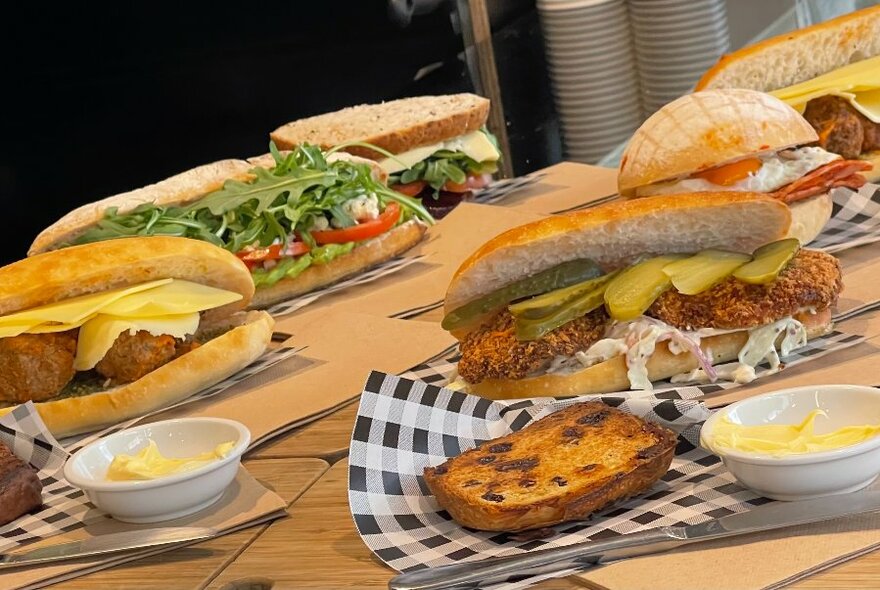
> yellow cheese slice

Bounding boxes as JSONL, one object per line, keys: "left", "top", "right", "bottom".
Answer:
{"left": 772, "top": 56, "right": 880, "bottom": 123}
{"left": 74, "top": 312, "right": 201, "bottom": 371}
{"left": 0, "top": 279, "right": 172, "bottom": 339}
{"left": 99, "top": 280, "right": 243, "bottom": 317}
{"left": 379, "top": 130, "right": 501, "bottom": 175}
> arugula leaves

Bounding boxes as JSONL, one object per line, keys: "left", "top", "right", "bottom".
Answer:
{"left": 72, "top": 143, "right": 435, "bottom": 259}
{"left": 388, "top": 128, "right": 501, "bottom": 196}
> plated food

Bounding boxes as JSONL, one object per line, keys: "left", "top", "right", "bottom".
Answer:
{"left": 29, "top": 146, "right": 433, "bottom": 309}
{"left": 618, "top": 89, "right": 872, "bottom": 244}
{"left": 442, "top": 192, "right": 842, "bottom": 399}
{"left": 0, "top": 440, "right": 42, "bottom": 526}
{"left": 696, "top": 4, "right": 880, "bottom": 181}
{"left": 270, "top": 94, "right": 502, "bottom": 218}
{"left": 424, "top": 401, "right": 677, "bottom": 532}
{"left": 0, "top": 237, "right": 273, "bottom": 436}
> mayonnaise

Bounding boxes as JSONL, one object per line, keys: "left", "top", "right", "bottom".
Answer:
{"left": 707, "top": 409, "right": 880, "bottom": 457}
{"left": 106, "top": 440, "right": 235, "bottom": 481}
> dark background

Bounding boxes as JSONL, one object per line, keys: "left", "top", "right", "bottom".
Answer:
{"left": 0, "top": 1, "right": 558, "bottom": 265}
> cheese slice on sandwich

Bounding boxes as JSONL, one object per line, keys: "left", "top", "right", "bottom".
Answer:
{"left": 378, "top": 130, "right": 501, "bottom": 174}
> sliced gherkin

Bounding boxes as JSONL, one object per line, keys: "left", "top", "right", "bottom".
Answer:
{"left": 604, "top": 254, "right": 688, "bottom": 321}
{"left": 733, "top": 238, "right": 800, "bottom": 285}
{"left": 514, "top": 272, "right": 617, "bottom": 341}
{"left": 509, "top": 274, "right": 606, "bottom": 319}
{"left": 663, "top": 249, "right": 752, "bottom": 295}
{"left": 440, "top": 259, "right": 602, "bottom": 331}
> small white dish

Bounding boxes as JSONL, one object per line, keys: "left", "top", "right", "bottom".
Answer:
{"left": 701, "top": 385, "right": 880, "bottom": 501}
{"left": 64, "top": 418, "right": 250, "bottom": 523}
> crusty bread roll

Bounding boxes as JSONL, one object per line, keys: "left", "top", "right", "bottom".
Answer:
{"left": 269, "top": 94, "right": 490, "bottom": 160}
{"left": 28, "top": 157, "right": 426, "bottom": 310}
{"left": 695, "top": 6, "right": 880, "bottom": 92}
{"left": 0, "top": 237, "right": 273, "bottom": 437}
{"left": 4, "top": 236, "right": 253, "bottom": 316}
{"left": 617, "top": 90, "right": 818, "bottom": 196}
{"left": 788, "top": 193, "right": 833, "bottom": 245}
{"left": 467, "top": 317, "right": 831, "bottom": 400}
{"left": 444, "top": 192, "right": 791, "bottom": 317}
{"left": 29, "top": 160, "right": 254, "bottom": 256}
{"left": 0, "top": 310, "right": 274, "bottom": 437}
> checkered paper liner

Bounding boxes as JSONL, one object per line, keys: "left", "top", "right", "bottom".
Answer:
{"left": 812, "top": 183, "right": 880, "bottom": 253}
{"left": 349, "top": 372, "right": 774, "bottom": 589}
{"left": 0, "top": 403, "right": 86, "bottom": 553}
{"left": 399, "top": 328, "right": 865, "bottom": 402}
{"left": 65, "top": 344, "right": 302, "bottom": 452}
{"left": 472, "top": 172, "right": 546, "bottom": 205}
{"left": 264, "top": 254, "right": 426, "bottom": 317}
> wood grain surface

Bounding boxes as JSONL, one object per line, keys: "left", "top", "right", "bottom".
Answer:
{"left": 250, "top": 401, "right": 358, "bottom": 463}
{"left": 48, "top": 458, "right": 329, "bottom": 590}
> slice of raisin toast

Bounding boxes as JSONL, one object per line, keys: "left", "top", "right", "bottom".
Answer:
{"left": 423, "top": 401, "right": 678, "bottom": 532}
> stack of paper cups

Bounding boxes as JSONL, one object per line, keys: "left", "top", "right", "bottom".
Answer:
{"left": 538, "top": 0, "right": 643, "bottom": 163}
{"left": 628, "top": 0, "right": 730, "bottom": 116}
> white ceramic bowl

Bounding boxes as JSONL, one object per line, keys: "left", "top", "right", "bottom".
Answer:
{"left": 64, "top": 418, "right": 250, "bottom": 523}
{"left": 701, "top": 385, "right": 880, "bottom": 501}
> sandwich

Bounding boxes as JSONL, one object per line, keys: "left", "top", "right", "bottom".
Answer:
{"left": 0, "top": 236, "right": 274, "bottom": 436}
{"left": 269, "top": 94, "right": 502, "bottom": 218}
{"left": 441, "top": 193, "right": 842, "bottom": 400}
{"left": 695, "top": 4, "right": 880, "bottom": 181}
{"left": 29, "top": 144, "right": 434, "bottom": 309}
{"left": 617, "top": 89, "right": 872, "bottom": 244}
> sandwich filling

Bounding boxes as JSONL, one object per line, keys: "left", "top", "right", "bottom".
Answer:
{"left": 69, "top": 144, "right": 435, "bottom": 289}
{"left": 381, "top": 128, "right": 502, "bottom": 218}
{"left": 0, "top": 280, "right": 242, "bottom": 406}
{"left": 453, "top": 246, "right": 841, "bottom": 392}
{"left": 636, "top": 146, "right": 871, "bottom": 202}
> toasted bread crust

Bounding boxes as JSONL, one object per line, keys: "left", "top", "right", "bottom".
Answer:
{"left": 269, "top": 94, "right": 490, "bottom": 159}
{"left": 695, "top": 5, "right": 880, "bottom": 92}
{"left": 424, "top": 401, "right": 677, "bottom": 532}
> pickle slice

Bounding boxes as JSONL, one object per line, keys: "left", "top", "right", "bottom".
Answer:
{"left": 441, "top": 259, "right": 602, "bottom": 331}
{"left": 509, "top": 275, "right": 604, "bottom": 319}
{"left": 514, "top": 272, "right": 617, "bottom": 341}
{"left": 733, "top": 238, "right": 800, "bottom": 285}
{"left": 604, "top": 254, "right": 688, "bottom": 321}
{"left": 663, "top": 249, "right": 752, "bottom": 295}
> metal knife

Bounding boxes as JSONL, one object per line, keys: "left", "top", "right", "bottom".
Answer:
{"left": 389, "top": 491, "right": 880, "bottom": 590}
{"left": 0, "top": 526, "right": 216, "bottom": 570}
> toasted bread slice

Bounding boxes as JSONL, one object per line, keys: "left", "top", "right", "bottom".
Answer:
{"left": 423, "top": 401, "right": 677, "bottom": 532}
{"left": 269, "top": 94, "right": 490, "bottom": 159}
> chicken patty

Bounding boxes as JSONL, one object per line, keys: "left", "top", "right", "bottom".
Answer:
{"left": 649, "top": 250, "right": 841, "bottom": 330}
{"left": 0, "top": 331, "right": 77, "bottom": 404}
{"left": 458, "top": 308, "right": 609, "bottom": 383}
{"left": 95, "top": 330, "right": 178, "bottom": 384}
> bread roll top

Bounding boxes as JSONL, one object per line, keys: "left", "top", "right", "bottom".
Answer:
{"left": 444, "top": 192, "right": 791, "bottom": 314}
{"left": 618, "top": 90, "right": 817, "bottom": 195}
{"left": 30, "top": 159, "right": 254, "bottom": 255}
{"left": 0, "top": 237, "right": 254, "bottom": 316}
{"left": 269, "top": 93, "right": 490, "bottom": 159}
{"left": 696, "top": 5, "right": 880, "bottom": 92}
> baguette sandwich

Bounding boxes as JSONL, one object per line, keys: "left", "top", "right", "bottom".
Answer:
{"left": 618, "top": 89, "right": 872, "bottom": 244}
{"left": 696, "top": 4, "right": 880, "bottom": 182}
{"left": 270, "top": 94, "right": 502, "bottom": 218}
{"left": 0, "top": 236, "right": 274, "bottom": 436}
{"left": 29, "top": 145, "right": 434, "bottom": 309}
{"left": 441, "top": 193, "right": 842, "bottom": 400}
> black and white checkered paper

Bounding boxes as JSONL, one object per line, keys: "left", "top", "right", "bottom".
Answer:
{"left": 399, "top": 328, "right": 864, "bottom": 402}
{"left": 265, "top": 255, "right": 426, "bottom": 317}
{"left": 349, "top": 372, "right": 774, "bottom": 589}
{"left": 472, "top": 172, "right": 546, "bottom": 205}
{"left": 812, "top": 183, "right": 880, "bottom": 253}
{"left": 0, "top": 403, "right": 89, "bottom": 553}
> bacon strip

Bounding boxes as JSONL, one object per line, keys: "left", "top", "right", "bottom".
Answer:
{"left": 771, "top": 159, "right": 873, "bottom": 204}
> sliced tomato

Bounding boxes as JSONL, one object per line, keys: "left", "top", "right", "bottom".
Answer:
{"left": 692, "top": 158, "right": 762, "bottom": 186}
{"left": 443, "top": 173, "right": 493, "bottom": 193}
{"left": 391, "top": 181, "right": 428, "bottom": 197}
{"left": 312, "top": 202, "right": 401, "bottom": 245}
{"left": 237, "top": 242, "right": 310, "bottom": 267}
